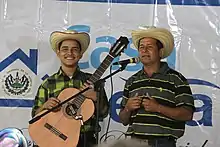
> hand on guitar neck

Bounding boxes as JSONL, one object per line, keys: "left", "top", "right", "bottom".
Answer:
{"left": 79, "top": 80, "right": 97, "bottom": 101}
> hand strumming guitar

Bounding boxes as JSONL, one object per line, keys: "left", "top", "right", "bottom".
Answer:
{"left": 42, "top": 98, "right": 61, "bottom": 111}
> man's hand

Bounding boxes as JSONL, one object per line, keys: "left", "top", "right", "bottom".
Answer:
{"left": 125, "top": 93, "right": 142, "bottom": 112}
{"left": 80, "top": 80, "right": 97, "bottom": 101}
{"left": 142, "top": 97, "right": 160, "bottom": 112}
{"left": 42, "top": 98, "right": 61, "bottom": 111}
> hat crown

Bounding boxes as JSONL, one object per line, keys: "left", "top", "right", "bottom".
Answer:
{"left": 63, "top": 30, "right": 79, "bottom": 34}
{"left": 138, "top": 26, "right": 156, "bottom": 31}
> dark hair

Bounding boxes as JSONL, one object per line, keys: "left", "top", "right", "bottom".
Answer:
{"left": 156, "top": 40, "right": 163, "bottom": 50}
{"left": 57, "top": 39, "right": 82, "bottom": 51}
{"left": 138, "top": 38, "right": 163, "bottom": 50}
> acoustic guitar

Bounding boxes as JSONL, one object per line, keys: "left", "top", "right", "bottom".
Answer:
{"left": 28, "top": 36, "right": 129, "bottom": 147}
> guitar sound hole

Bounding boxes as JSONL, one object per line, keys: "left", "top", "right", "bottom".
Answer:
{"left": 65, "top": 103, "right": 78, "bottom": 116}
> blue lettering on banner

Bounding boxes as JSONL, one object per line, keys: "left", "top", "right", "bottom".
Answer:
{"left": 109, "top": 91, "right": 123, "bottom": 122}
{"left": 187, "top": 94, "right": 212, "bottom": 126}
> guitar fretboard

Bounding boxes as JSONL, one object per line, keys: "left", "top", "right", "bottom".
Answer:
{"left": 72, "top": 54, "right": 114, "bottom": 108}
{"left": 88, "top": 55, "right": 113, "bottom": 83}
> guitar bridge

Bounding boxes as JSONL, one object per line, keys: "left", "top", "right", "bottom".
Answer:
{"left": 44, "top": 123, "right": 67, "bottom": 141}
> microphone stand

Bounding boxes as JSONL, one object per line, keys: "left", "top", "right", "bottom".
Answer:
{"left": 201, "top": 140, "right": 208, "bottom": 147}
{"left": 93, "top": 64, "right": 128, "bottom": 145}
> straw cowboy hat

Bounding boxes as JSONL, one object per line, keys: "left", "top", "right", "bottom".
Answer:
{"left": 50, "top": 30, "right": 90, "bottom": 54}
{"left": 131, "top": 26, "right": 174, "bottom": 59}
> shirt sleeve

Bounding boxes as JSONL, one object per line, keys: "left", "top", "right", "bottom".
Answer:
{"left": 120, "top": 79, "right": 130, "bottom": 109}
{"left": 175, "top": 74, "right": 195, "bottom": 111}
{"left": 96, "top": 87, "right": 109, "bottom": 120}
{"left": 31, "top": 84, "right": 49, "bottom": 117}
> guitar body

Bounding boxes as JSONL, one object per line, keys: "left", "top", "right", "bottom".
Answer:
{"left": 28, "top": 88, "right": 95, "bottom": 147}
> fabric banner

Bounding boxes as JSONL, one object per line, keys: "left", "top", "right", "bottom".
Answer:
{"left": 0, "top": 0, "right": 219, "bottom": 146}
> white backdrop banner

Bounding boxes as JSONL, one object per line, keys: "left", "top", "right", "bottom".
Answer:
{"left": 0, "top": 0, "right": 220, "bottom": 147}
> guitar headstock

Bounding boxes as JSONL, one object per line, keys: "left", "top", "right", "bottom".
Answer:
{"left": 109, "top": 36, "right": 129, "bottom": 57}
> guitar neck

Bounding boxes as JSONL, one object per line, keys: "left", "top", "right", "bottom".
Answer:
{"left": 88, "top": 54, "right": 114, "bottom": 83}
{"left": 71, "top": 54, "right": 114, "bottom": 107}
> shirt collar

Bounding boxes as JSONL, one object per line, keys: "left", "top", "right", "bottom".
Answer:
{"left": 57, "top": 66, "right": 81, "bottom": 78}
{"left": 140, "top": 62, "right": 170, "bottom": 76}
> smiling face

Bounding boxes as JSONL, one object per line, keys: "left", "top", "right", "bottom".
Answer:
{"left": 56, "top": 39, "right": 83, "bottom": 68}
{"left": 138, "top": 37, "right": 163, "bottom": 66}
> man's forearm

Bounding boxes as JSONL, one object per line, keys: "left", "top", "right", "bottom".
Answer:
{"left": 158, "top": 105, "right": 193, "bottom": 121}
{"left": 119, "top": 108, "right": 132, "bottom": 126}
{"left": 33, "top": 106, "right": 45, "bottom": 117}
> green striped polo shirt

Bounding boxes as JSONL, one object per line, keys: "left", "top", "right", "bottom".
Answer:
{"left": 32, "top": 66, "right": 109, "bottom": 132}
{"left": 121, "top": 62, "right": 195, "bottom": 139}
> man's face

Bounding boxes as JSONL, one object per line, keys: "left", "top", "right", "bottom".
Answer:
{"left": 56, "top": 39, "right": 83, "bottom": 68}
{"left": 138, "top": 37, "right": 162, "bottom": 66}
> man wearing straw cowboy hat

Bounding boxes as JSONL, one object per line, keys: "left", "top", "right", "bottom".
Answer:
{"left": 119, "top": 26, "right": 195, "bottom": 147}
{"left": 31, "top": 29, "right": 109, "bottom": 147}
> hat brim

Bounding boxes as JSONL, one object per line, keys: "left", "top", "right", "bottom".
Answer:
{"left": 50, "top": 31, "right": 90, "bottom": 54}
{"left": 131, "top": 28, "right": 174, "bottom": 59}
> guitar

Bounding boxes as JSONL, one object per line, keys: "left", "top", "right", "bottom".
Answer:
{"left": 28, "top": 36, "right": 129, "bottom": 147}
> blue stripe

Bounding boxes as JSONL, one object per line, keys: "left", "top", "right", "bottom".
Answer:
{"left": 0, "top": 99, "right": 34, "bottom": 107}
{"left": 59, "top": 0, "right": 220, "bottom": 6}
{"left": 188, "top": 79, "right": 220, "bottom": 89}
{"left": 0, "top": 79, "right": 219, "bottom": 108}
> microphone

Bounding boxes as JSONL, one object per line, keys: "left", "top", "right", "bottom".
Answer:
{"left": 112, "top": 57, "right": 140, "bottom": 65}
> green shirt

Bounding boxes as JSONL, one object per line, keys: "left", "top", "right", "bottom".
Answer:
{"left": 32, "top": 67, "right": 109, "bottom": 132}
